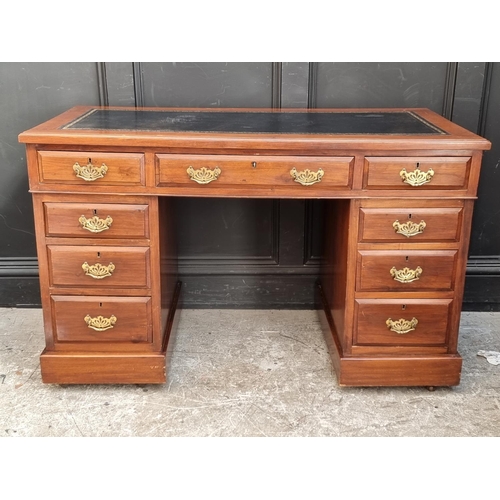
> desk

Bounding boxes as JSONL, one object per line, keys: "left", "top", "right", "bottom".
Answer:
{"left": 19, "top": 107, "right": 491, "bottom": 387}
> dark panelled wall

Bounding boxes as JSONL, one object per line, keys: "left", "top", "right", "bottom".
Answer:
{"left": 1, "top": 62, "right": 498, "bottom": 309}
{"left": 0, "top": 63, "right": 101, "bottom": 305}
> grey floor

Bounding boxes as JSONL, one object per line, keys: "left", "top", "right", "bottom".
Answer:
{"left": 1, "top": 307, "right": 499, "bottom": 437}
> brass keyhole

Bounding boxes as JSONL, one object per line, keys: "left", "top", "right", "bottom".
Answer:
{"left": 402, "top": 304, "right": 406, "bottom": 310}
{"left": 251, "top": 162, "right": 257, "bottom": 168}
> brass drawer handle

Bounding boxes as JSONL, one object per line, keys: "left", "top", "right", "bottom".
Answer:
{"left": 84, "top": 314, "right": 117, "bottom": 331}
{"left": 386, "top": 317, "right": 418, "bottom": 334}
{"left": 390, "top": 266, "right": 423, "bottom": 283}
{"left": 393, "top": 220, "right": 426, "bottom": 238}
{"left": 290, "top": 167, "right": 324, "bottom": 186}
{"left": 73, "top": 161, "right": 108, "bottom": 181}
{"left": 82, "top": 262, "right": 115, "bottom": 279}
{"left": 400, "top": 167, "right": 434, "bottom": 186}
{"left": 79, "top": 215, "right": 113, "bottom": 233}
{"left": 187, "top": 166, "right": 221, "bottom": 184}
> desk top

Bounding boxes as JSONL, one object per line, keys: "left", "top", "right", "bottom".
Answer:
{"left": 63, "top": 108, "right": 445, "bottom": 135}
{"left": 19, "top": 106, "right": 491, "bottom": 151}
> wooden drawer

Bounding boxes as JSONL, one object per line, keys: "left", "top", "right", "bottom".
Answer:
{"left": 354, "top": 299, "right": 452, "bottom": 346}
{"left": 44, "top": 202, "right": 149, "bottom": 239}
{"left": 359, "top": 206, "right": 463, "bottom": 242}
{"left": 357, "top": 250, "right": 457, "bottom": 292}
{"left": 157, "top": 154, "right": 354, "bottom": 189}
{"left": 363, "top": 157, "right": 471, "bottom": 189}
{"left": 38, "top": 151, "right": 145, "bottom": 186}
{"left": 50, "top": 295, "right": 152, "bottom": 343}
{"left": 47, "top": 245, "right": 150, "bottom": 288}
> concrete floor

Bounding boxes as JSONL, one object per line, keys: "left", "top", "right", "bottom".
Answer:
{"left": 1, "top": 307, "right": 499, "bottom": 437}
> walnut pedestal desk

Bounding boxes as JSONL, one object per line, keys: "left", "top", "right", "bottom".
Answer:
{"left": 18, "top": 107, "right": 491, "bottom": 387}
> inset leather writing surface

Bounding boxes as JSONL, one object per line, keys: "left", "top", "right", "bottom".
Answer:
{"left": 64, "top": 109, "right": 446, "bottom": 135}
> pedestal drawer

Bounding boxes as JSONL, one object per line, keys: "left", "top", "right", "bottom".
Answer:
{"left": 44, "top": 202, "right": 149, "bottom": 238}
{"left": 357, "top": 250, "right": 457, "bottom": 292}
{"left": 354, "top": 299, "right": 452, "bottom": 346}
{"left": 359, "top": 206, "right": 463, "bottom": 242}
{"left": 47, "top": 245, "right": 150, "bottom": 288}
{"left": 51, "top": 296, "right": 152, "bottom": 343}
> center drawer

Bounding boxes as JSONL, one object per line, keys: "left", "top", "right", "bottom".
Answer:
{"left": 156, "top": 154, "right": 354, "bottom": 189}
{"left": 47, "top": 245, "right": 150, "bottom": 288}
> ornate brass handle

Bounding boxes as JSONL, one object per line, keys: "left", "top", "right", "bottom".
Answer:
{"left": 187, "top": 166, "right": 221, "bottom": 184}
{"left": 400, "top": 167, "right": 434, "bottom": 187}
{"left": 393, "top": 220, "right": 426, "bottom": 238}
{"left": 82, "top": 262, "right": 115, "bottom": 279}
{"left": 73, "top": 161, "right": 108, "bottom": 181}
{"left": 290, "top": 167, "right": 324, "bottom": 186}
{"left": 84, "top": 314, "right": 117, "bottom": 331}
{"left": 390, "top": 266, "right": 423, "bottom": 283}
{"left": 386, "top": 317, "right": 418, "bottom": 334}
{"left": 79, "top": 215, "right": 113, "bottom": 233}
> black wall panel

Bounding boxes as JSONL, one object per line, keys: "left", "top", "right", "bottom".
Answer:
{"left": 314, "top": 62, "right": 449, "bottom": 110}
{"left": 176, "top": 198, "right": 277, "bottom": 261}
{"left": 140, "top": 62, "right": 274, "bottom": 108}
{"left": 470, "top": 63, "right": 500, "bottom": 257}
{"left": 0, "top": 62, "right": 101, "bottom": 305}
{"left": 0, "top": 62, "right": 100, "bottom": 257}
{"left": 451, "top": 62, "right": 487, "bottom": 132}
{"left": 1, "top": 61, "right": 499, "bottom": 309}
